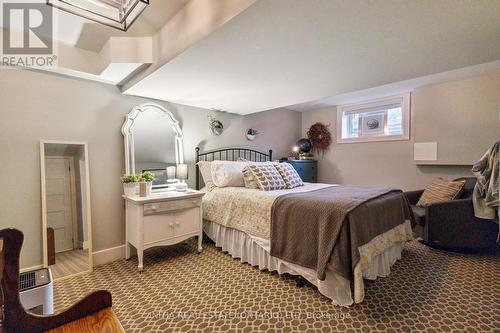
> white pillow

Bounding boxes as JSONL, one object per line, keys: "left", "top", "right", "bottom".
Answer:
{"left": 196, "top": 161, "right": 216, "bottom": 191}
{"left": 210, "top": 161, "right": 247, "bottom": 187}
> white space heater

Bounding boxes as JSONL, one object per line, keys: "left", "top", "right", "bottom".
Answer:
{"left": 19, "top": 268, "right": 54, "bottom": 315}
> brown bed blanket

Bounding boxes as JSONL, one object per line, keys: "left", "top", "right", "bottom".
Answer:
{"left": 270, "top": 185, "right": 412, "bottom": 281}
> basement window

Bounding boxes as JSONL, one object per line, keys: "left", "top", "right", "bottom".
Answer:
{"left": 336, "top": 94, "right": 410, "bottom": 143}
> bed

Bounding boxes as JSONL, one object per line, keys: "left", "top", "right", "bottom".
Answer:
{"left": 195, "top": 147, "right": 413, "bottom": 306}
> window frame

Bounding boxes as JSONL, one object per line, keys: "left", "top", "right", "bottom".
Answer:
{"left": 336, "top": 94, "right": 410, "bottom": 144}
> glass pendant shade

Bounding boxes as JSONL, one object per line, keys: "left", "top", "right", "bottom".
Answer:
{"left": 47, "top": 0, "right": 149, "bottom": 31}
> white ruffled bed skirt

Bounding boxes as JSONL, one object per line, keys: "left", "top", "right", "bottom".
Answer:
{"left": 204, "top": 220, "right": 412, "bottom": 306}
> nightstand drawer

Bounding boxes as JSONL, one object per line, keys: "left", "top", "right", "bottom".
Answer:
{"left": 144, "top": 198, "right": 201, "bottom": 215}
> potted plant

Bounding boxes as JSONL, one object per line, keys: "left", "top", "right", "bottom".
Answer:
{"left": 121, "top": 174, "right": 139, "bottom": 196}
{"left": 138, "top": 171, "right": 155, "bottom": 197}
{"left": 208, "top": 114, "right": 224, "bottom": 136}
{"left": 246, "top": 128, "right": 258, "bottom": 141}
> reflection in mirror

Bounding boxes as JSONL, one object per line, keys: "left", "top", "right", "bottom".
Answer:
{"left": 133, "top": 110, "right": 177, "bottom": 186}
{"left": 40, "top": 141, "right": 92, "bottom": 280}
{"left": 122, "top": 103, "right": 184, "bottom": 189}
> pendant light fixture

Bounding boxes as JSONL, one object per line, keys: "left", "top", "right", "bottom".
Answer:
{"left": 47, "top": 0, "right": 149, "bottom": 31}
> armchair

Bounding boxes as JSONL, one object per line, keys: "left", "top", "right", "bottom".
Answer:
{"left": 404, "top": 177, "right": 498, "bottom": 252}
{"left": 0, "top": 228, "right": 124, "bottom": 333}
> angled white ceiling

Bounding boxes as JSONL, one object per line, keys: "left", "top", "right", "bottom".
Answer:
{"left": 123, "top": 0, "right": 500, "bottom": 114}
{"left": 0, "top": 0, "right": 188, "bottom": 84}
{"left": 1, "top": 0, "right": 254, "bottom": 86}
{"left": 288, "top": 61, "right": 500, "bottom": 111}
{"left": 0, "top": 0, "right": 190, "bottom": 52}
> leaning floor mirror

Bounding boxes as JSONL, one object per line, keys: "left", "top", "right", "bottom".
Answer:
{"left": 40, "top": 140, "right": 92, "bottom": 280}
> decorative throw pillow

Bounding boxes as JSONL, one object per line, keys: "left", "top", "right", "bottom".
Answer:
{"left": 239, "top": 160, "right": 271, "bottom": 189}
{"left": 274, "top": 162, "right": 304, "bottom": 188}
{"left": 196, "top": 161, "right": 216, "bottom": 191}
{"left": 417, "top": 178, "right": 466, "bottom": 207}
{"left": 242, "top": 167, "right": 259, "bottom": 189}
{"left": 245, "top": 163, "right": 286, "bottom": 191}
{"left": 210, "top": 161, "right": 247, "bottom": 187}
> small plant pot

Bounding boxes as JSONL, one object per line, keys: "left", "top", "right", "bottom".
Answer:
{"left": 139, "top": 181, "right": 152, "bottom": 197}
{"left": 123, "top": 182, "right": 137, "bottom": 197}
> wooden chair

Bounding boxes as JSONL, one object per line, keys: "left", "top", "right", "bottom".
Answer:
{"left": 0, "top": 228, "right": 124, "bottom": 333}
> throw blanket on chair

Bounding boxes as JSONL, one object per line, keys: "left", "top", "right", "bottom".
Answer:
{"left": 472, "top": 141, "right": 500, "bottom": 240}
{"left": 472, "top": 141, "right": 500, "bottom": 218}
{"left": 270, "top": 185, "right": 412, "bottom": 281}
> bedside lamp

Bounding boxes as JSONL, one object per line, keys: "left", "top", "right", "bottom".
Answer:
{"left": 289, "top": 145, "right": 300, "bottom": 160}
{"left": 166, "top": 166, "right": 176, "bottom": 184}
{"left": 175, "top": 164, "right": 188, "bottom": 191}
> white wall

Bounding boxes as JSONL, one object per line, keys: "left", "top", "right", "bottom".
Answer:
{"left": 0, "top": 69, "right": 301, "bottom": 268}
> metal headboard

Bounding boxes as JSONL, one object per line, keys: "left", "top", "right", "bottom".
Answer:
{"left": 195, "top": 147, "right": 273, "bottom": 190}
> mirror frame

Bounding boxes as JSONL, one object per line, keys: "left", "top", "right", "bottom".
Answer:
{"left": 121, "top": 103, "right": 184, "bottom": 176}
{"left": 40, "top": 140, "right": 93, "bottom": 280}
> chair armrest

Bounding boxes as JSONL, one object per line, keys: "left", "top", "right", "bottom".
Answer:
{"left": 404, "top": 190, "right": 424, "bottom": 205}
{"left": 0, "top": 228, "right": 114, "bottom": 332}
{"left": 426, "top": 198, "right": 473, "bottom": 216}
{"left": 425, "top": 199, "right": 498, "bottom": 249}
{"left": 11, "top": 290, "right": 112, "bottom": 332}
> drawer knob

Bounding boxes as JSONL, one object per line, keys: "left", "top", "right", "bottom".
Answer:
{"left": 175, "top": 221, "right": 180, "bottom": 226}
{"left": 192, "top": 200, "right": 198, "bottom": 205}
{"left": 151, "top": 205, "right": 159, "bottom": 211}
{"left": 169, "top": 222, "right": 174, "bottom": 227}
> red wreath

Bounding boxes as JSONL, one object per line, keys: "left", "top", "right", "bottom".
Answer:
{"left": 307, "top": 122, "right": 332, "bottom": 151}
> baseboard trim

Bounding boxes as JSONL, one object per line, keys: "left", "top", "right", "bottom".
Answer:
{"left": 21, "top": 245, "right": 127, "bottom": 272}
{"left": 92, "top": 244, "right": 126, "bottom": 266}
{"left": 20, "top": 264, "right": 44, "bottom": 273}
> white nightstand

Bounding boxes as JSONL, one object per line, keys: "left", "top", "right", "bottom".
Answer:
{"left": 123, "top": 190, "right": 204, "bottom": 271}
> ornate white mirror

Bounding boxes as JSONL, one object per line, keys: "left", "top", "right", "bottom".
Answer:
{"left": 122, "top": 103, "right": 184, "bottom": 189}
{"left": 40, "top": 140, "right": 92, "bottom": 280}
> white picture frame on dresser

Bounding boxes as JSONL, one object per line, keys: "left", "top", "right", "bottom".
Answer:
{"left": 123, "top": 190, "right": 204, "bottom": 271}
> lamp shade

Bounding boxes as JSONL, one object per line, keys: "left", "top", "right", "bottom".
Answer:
{"left": 166, "top": 166, "right": 176, "bottom": 179}
{"left": 176, "top": 164, "right": 188, "bottom": 180}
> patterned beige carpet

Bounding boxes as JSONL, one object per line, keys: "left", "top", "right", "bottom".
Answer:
{"left": 54, "top": 240, "right": 500, "bottom": 332}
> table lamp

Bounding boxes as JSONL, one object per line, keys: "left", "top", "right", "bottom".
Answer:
{"left": 166, "top": 166, "right": 176, "bottom": 184}
{"left": 175, "top": 164, "right": 188, "bottom": 191}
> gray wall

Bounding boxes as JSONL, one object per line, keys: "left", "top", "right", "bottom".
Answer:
{"left": 412, "top": 72, "right": 500, "bottom": 164}
{"left": 0, "top": 69, "right": 301, "bottom": 268}
{"left": 302, "top": 73, "right": 500, "bottom": 191}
